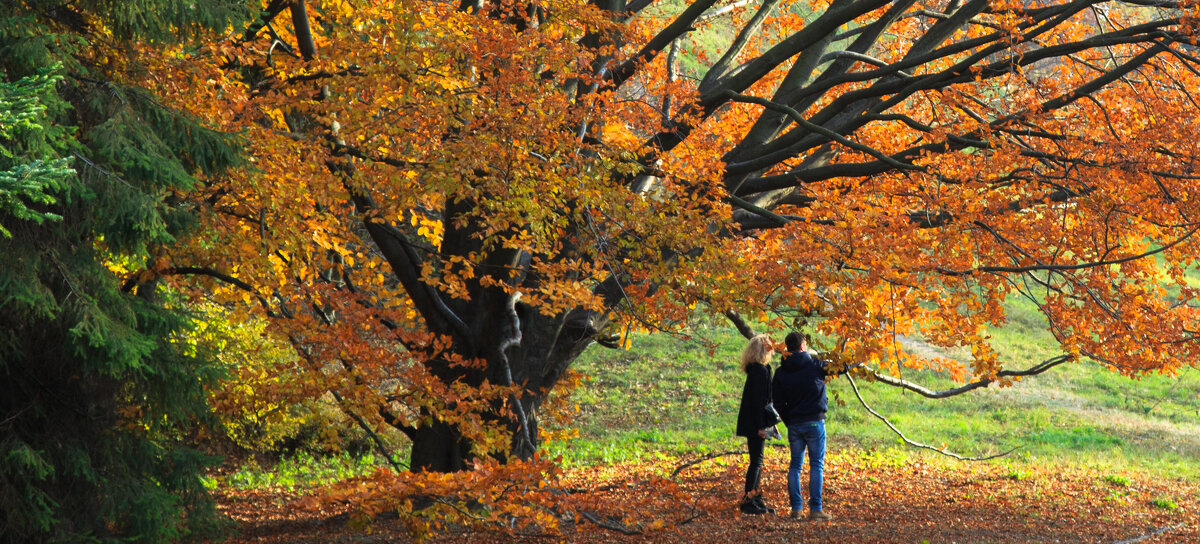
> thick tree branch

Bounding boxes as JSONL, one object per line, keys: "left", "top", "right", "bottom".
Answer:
{"left": 608, "top": 0, "right": 723, "bottom": 88}
{"left": 623, "top": 0, "right": 655, "bottom": 14}
{"left": 720, "top": 90, "right": 923, "bottom": 173}
{"left": 725, "top": 0, "right": 917, "bottom": 169}
{"left": 726, "top": 31, "right": 1173, "bottom": 178}
{"left": 724, "top": 310, "right": 756, "bottom": 340}
{"left": 240, "top": 0, "right": 291, "bottom": 44}
{"left": 497, "top": 292, "right": 535, "bottom": 459}
{"left": 785, "top": 0, "right": 1126, "bottom": 111}
{"left": 702, "top": 0, "right": 782, "bottom": 90}
{"left": 726, "top": 193, "right": 790, "bottom": 227}
{"left": 631, "top": 0, "right": 893, "bottom": 160}
{"left": 730, "top": 36, "right": 1174, "bottom": 204}
{"left": 345, "top": 183, "right": 473, "bottom": 348}
{"left": 289, "top": 0, "right": 317, "bottom": 60}
{"left": 698, "top": 0, "right": 894, "bottom": 107}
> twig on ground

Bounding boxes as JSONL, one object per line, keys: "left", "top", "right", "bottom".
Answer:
{"left": 670, "top": 449, "right": 744, "bottom": 480}
{"left": 669, "top": 443, "right": 788, "bottom": 480}
{"left": 1113, "top": 523, "right": 1187, "bottom": 544}
{"left": 578, "top": 511, "right": 643, "bottom": 535}
{"left": 560, "top": 481, "right": 643, "bottom": 494}
{"left": 847, "top": 374, "right": 1018, "bottom": 461}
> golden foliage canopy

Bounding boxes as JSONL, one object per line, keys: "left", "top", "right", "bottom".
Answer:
{"left": 130, "top": 0, "right": 1200, "bottom": 503}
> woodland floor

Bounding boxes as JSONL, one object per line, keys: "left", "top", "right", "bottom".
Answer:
{"left": 211, "top": 452, "right": 1200, "bottom": 544}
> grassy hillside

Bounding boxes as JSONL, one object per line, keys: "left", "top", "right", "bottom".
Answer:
{"left": 544, "top": 299, "right": 1200, "bottom": 479}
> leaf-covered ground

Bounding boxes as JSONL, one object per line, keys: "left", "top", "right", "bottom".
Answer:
{"left": 210, "top": 452, "right": 1199, "bottom": 543}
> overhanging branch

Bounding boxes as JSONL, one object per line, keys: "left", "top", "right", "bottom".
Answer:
{"left": 723, "top": 310, "right": 756, "bottom": 340}
{"left": 935, "top": 225, "right": 1200, "bottom": 276}
{"left": 719, "top": 89, "right": 923, "bottom": 173}
{"left": 156, "top": 266, "right": 279, "bottom": 317}
{"left": 608, "top": 0, "right": 722, "bottom": 88}
{"left": 847, "top": 373, "right": 1018, "bottom": 461}
{"left": 867, "top": 354, "right": 1073, "bottom": 398}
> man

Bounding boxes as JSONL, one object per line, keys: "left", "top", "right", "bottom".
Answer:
{"left": 771, "top": 331, "right": 839, "bottom": 521}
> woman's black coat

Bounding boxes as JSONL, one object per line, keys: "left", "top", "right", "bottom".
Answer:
{"left": 735, "top": 362, "right": 772, "bottom": 437}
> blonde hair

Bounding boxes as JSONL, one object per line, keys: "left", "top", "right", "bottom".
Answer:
{"left": 740, "top": 334, "right": 774, "bottom": 373}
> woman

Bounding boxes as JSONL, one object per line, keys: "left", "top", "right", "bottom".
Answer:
{"left": 735, "top": 333, "right": 777, "bottom": 515}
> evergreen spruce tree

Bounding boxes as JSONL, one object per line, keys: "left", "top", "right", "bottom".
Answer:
{"left": 0, "top": 1, "right": 249, "bottom": 542}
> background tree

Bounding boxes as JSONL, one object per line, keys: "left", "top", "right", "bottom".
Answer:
{"left": 146, "top": 0, "right": 1200, "bottom": 484}
{"left": 0, "top": 1, "right": 249, "bottom": 542}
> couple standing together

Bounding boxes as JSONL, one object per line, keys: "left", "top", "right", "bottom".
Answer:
{"left": 736, "top": 331, "right": 844, "bottom": 521}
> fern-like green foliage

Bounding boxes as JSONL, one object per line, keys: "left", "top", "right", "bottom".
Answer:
{"left": 0, "top": 1, "right": 249, "bottom": 543}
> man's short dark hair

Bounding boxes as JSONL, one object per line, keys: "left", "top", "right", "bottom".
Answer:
{"left": 785, "top": 331, "right": 808, "bottom": 352}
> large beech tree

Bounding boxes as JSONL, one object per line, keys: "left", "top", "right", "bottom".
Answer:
{"left": 146, "top": 0, "right": 1200, "bottom": 477}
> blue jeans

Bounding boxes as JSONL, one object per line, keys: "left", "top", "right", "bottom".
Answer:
{"left": 786, "top": 420, "right": 826, "bottom": 512}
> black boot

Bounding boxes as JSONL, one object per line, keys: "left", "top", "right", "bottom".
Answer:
{"left": 753, "top": 496, "right": 776, "bottom": 514}
{"left": 739, "top": 495, "right": 768, "bottom": 515}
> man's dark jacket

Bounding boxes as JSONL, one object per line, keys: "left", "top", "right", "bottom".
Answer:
{"left": 772, "top": 351, "right": 829, "bottom": 424}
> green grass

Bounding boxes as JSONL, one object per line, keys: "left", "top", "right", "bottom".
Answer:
{"left": 1103, "top": 474, "right": 1131, "bottom": 487}
{"left": 545, "top": 298, "right": 1200, "bottom": 479}
{"left": 1150, "top": 497, "right": 1180, "bottom": 510}
{"left": 221, "top": 291, "right": 1200, "bottom": 488}
{"left": 543, "top": 326, "right": 752, "bottom": 467}
{"left": 204, "top": 452, "right": 382, "bottom": 491}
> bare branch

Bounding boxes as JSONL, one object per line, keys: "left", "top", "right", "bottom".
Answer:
{"left": 156, "top": 266, "right": 280, "bottom": 317}
{"left": 936, "top": 225, "right": 1200, "bottom": 276}
{"left": 578, "top": 511, "right": 643, "bottom": 535}
{"left": 1113, "top": 523, "right": 1188, "bottom": 544}
{"left": 670, "top": 449, "right": 745, "bottom": 480}
{"left": 720, "top": 90, "right": 923, "bottom": 172}
{"left": 847, "top": 374, "right": 1018, "bottom": 461}
{"left": 667, "top": 443, "right": 787, "bottom": 480}
{"left": 330, "top": 390, "right": 410, "bottom": 473}
{"left": 867, "top": 355, "right": 1073, "bottom": 399}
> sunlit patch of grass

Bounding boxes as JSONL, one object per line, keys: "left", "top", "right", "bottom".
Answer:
{"left": 1150, "top": 497, "right": 1180, "bottom": 510}
{"left": 1103, "top": 474, "right": 1131, "bottom": 487}
{"left": 553, "top": 303, "right": 1200, "bottom": 480}
{"left": 205, "top": 452, "right": 382, "bottom": 491}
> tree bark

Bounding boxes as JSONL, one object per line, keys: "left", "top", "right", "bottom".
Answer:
{"left": 409, "top": 420, "right": 472, "bottom": 473}
{"left": 403, "top": 283, "right": 607, "bottom": 469}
